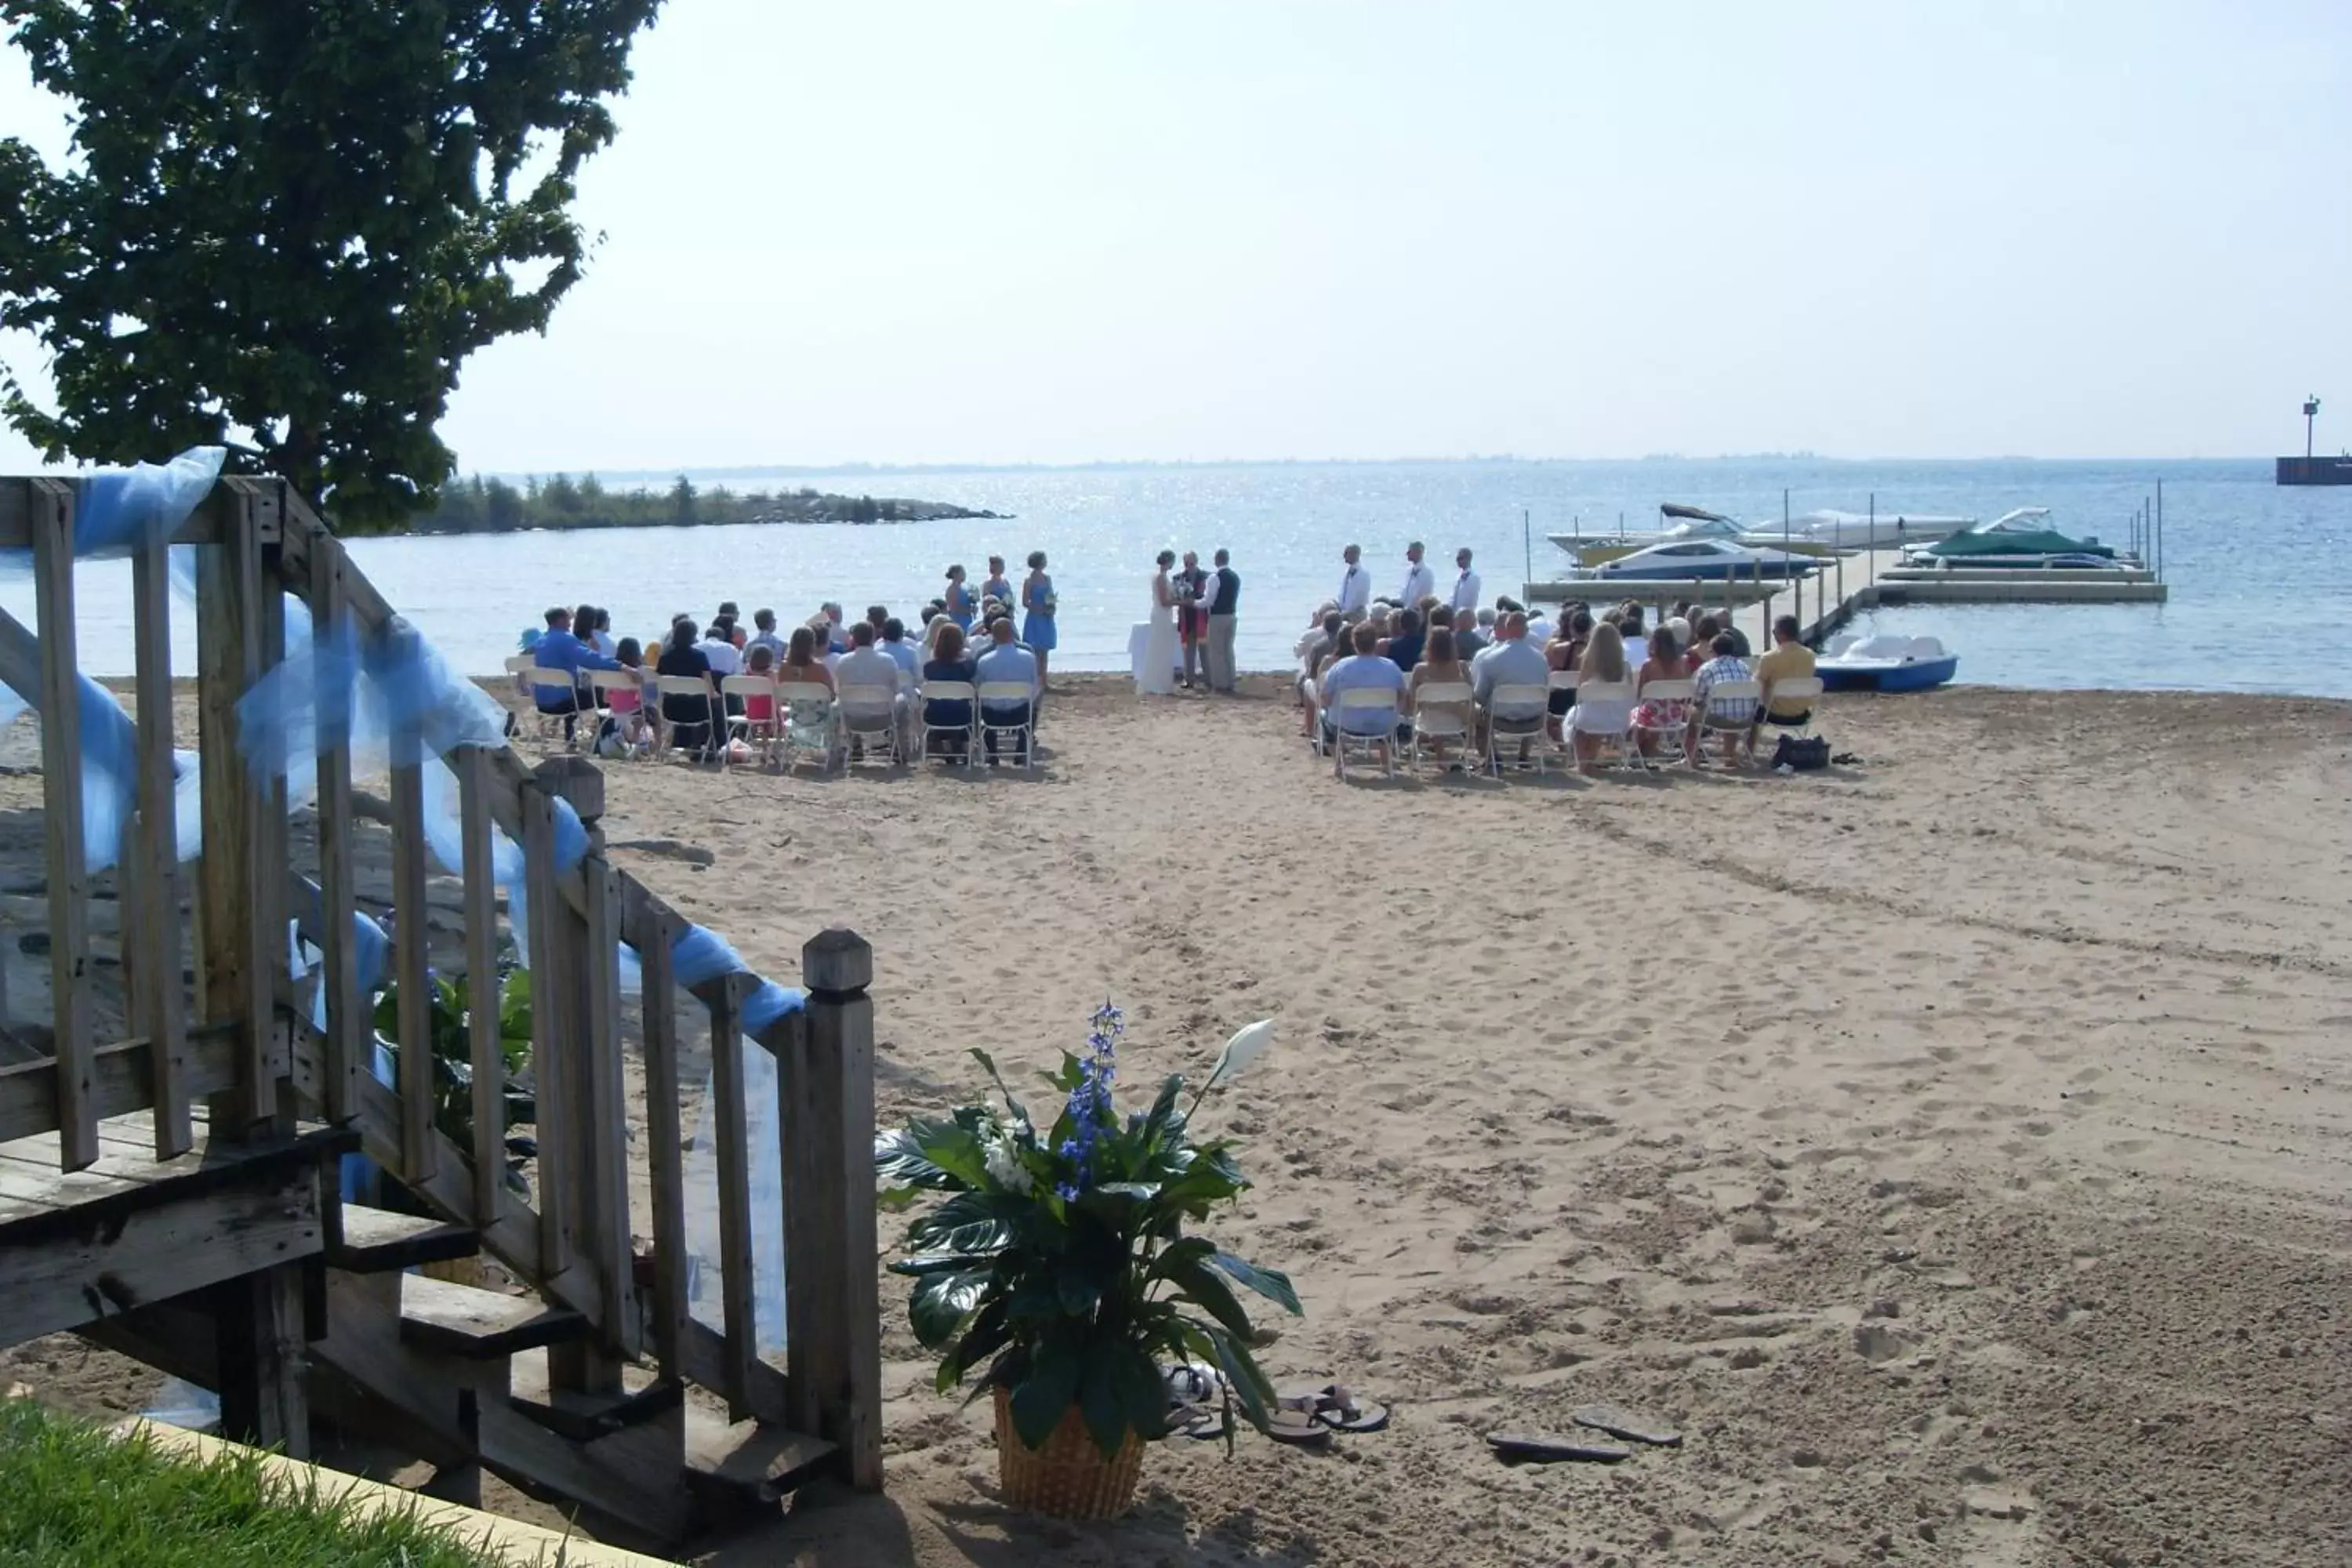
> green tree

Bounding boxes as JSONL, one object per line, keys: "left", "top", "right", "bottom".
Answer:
{"left": 0, "top": 1, "right": 664, "bottom": 531}
{"left": 670, "top": 474, "right": 696, "bottom": 526}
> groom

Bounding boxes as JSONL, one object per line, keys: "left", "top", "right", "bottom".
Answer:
{"left": 1205, "top": 548, "right": 1240, "bottom": 694}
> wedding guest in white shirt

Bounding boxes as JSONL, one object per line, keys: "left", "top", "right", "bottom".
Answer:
{"left": 1399, "top": 541, "right": 1435, "bottom": 608}
{"left": 1336, "top": 544, "right": 1371, "bottom": 620}
{"left": 1449, "top": 548, "right": 1481, "bottom": 615}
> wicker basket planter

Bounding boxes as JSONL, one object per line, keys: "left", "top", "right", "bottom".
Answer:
{"left": 993, "top": 1385, "right": 1143, "bottom": 1520}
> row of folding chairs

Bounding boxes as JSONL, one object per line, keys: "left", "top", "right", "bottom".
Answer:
{"left": 1323, "top": 669, "right": 1823, "bottom": 780}
{"left": 503, "top": 657, "right": 1036, "bottom": 773}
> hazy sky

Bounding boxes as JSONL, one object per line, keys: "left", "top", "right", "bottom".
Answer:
{"left": 3, "top": 1, "right": 2348, "bottom": 472}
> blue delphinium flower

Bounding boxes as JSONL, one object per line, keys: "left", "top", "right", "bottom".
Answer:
{"left": 1058, "top": 1001, "right": 1125, "bottom": 1197}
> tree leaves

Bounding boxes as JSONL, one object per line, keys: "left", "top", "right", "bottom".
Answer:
{"left": 0, "top": 0, "right": 664, "bottom": 528}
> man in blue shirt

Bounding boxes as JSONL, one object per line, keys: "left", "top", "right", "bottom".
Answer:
{"left": 528, "top": 607, "right": 618, "bottom": 746}
{"left": 972, "top": 617, "right": 1040, "bottom": 765}
{"left": 879, "top": 617, "right": 921, "bottom": 684}
{"left": 1472, "top": 610, "right": 1550, "bottom": 766}
{"left": 1317, "top": 621, "right": 1408, "bottom": 776}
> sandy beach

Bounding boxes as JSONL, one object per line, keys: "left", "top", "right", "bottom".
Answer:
{"left": 5, "top": 677, "right": 2349, "bottom": 1566}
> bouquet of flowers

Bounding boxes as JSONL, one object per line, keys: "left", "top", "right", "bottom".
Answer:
{"left": 877, "top": 1005, "right": 1294, "bottom": 1458}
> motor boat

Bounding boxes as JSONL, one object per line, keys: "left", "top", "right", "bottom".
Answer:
{"left": 1547, "top": 503, "right": 1748, "bottom": 556}
{"left": 1786, "top": 509, "right": 1973, "bottom": 548}
{"left": 1907, "top": 508, "right": 2118, "bottom": 568}
{"left": 1588, "top": 537, "right": 1820, "bottom": 581}
{"left": 1817, "top": 633, "right": 1959, "bottom": 692}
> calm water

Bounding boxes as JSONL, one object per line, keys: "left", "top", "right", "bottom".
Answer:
{"left": 9, "top": 458, "right": 2350, "bottom": 697}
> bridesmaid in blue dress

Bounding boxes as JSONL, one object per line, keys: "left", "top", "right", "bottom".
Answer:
{"left": 1021, "top": 550, "right": 1057, "bottom": 691}
{"left": 944, "top": 564, "right": 975, "bottom": 630}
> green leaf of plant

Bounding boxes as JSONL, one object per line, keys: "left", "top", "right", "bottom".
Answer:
{"left": 1007, "top": 1337, "right": 1081, "bottom": 1451}
{"left": 1200, "top": 1323, "right": 1276, "bottom": 1432}
{"left": 909, "top": 1268, "right": 993, "bottom": 1348}
{"left": 1054, "top": 1261, "right": 1102, "bottom": 1319}
{"left": 1111, "top": 1341, "right": 1171, "bottom": 1444}
{"left": 1210, "top": 1251, "right": 1302, "bottom": 1316}
{"left": 905, "top": 1189, "right": 1029, "bottom": 1256}
{"left": 1077, "top": 1346, "right": 1130, "bottom": 1460}
{"left": 1156, "top": 1250, "right": 1258, "bottom": 1346}
{"left": 967, "top": 1047, "right": 1029, "bottom": 1128}
{"left": 1143, "top": 1073, "right": 1187, "bottom": 1142}
{"left": 938, "top": 1300, "right": 1010, "bottom": 1393}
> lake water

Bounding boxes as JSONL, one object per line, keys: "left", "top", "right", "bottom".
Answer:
{"left": 8, "top": 458, "right": 2350, "bottom": 698}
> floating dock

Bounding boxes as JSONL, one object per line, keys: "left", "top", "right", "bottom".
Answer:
{"left": 1526, "top": 546, "right": 2165, "bottom": 651}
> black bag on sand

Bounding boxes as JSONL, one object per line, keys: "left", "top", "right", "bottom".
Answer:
{"left": 1773, "top": 734, "right": 1831, "bottom": 771}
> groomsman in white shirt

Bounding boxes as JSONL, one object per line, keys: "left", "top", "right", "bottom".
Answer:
{"left": 1449, "top": 548, "right": 1481, "bottom": 615}
{"left": 1336, "top": 543, "right": 1370, "bottom": 620}
{"left": 1399, "top": 541, "right": 1435, "bottom": 608}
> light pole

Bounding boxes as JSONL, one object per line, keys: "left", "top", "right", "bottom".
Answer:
{"left": 2307, "top": 396, "right": 2322, "bottom": 461}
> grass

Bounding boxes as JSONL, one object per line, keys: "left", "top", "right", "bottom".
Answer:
{"left": 0, "top": 1399, "right": 518, "bottom": 1567}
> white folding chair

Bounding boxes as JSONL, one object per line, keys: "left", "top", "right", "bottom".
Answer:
{"left": 1409, "top": 681, "right": 1476, "bottom": 775}
{"left": 1693, "top": 677, "right": 1763, "bottom": 764}
{"left": 1632, "top": 677, "right": 1696, "bottom": 769}
{"left": 1758, "top": 675, "right": 1824, "bottom": 742}
{"left": 655, "top": 673, "right": 717, "bottom": 760}
{"left": 920, "top": 680, "right": 979, "bottom": 768}
{"left": 524, "top": 668, "right": 588, "bottom": 746}
{"left": 976, "top": 682, "right": 1037, "bottom": 771}
{"left": 1333, "top": 689, "right": 1399, "bottom": 780}
{"left": 720, "top": 673, "right": 780, "bottom": 769}
{"left": 1567, "top": 678, "right": 1639, "bottom": 770}
{"left": 837, "top": 683, "right": 902, "bottom": 769}
{"left": 1486, "top": 684, "right": 1551, "bottom": 776}
{"left": 775, "top": 680, "right": 839, "bottom": 773}
{"left": 1546, "top": 668, "right": 1579, "bottom": 766}
{"left": 586, "top": 669, "right": 649, "bottom": 758}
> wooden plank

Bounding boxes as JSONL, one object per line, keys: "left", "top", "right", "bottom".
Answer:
{"left": 520, "top": 785, "right": 570, "bottom": 1279}
{"left": 579, "top": 858, "right": 636, "bottom": 1359}
{"left": 388, "top": 753, "right": 436, "bottom": 1181}
{"left": 327, "top": 1203, "right": 479, "bottom": 1273}
{"left": 129, "top": 526, "right": 192, "bottom": 1159}
{"left": 0, "top": 478, "right": 223, "bottom": 550}
{"left": 0, "top": 1158, "right": 322, "bottom": 1353}
{"left": 399, "top": 1273, "right": 587, "bottom": 1359}
{"left": 30, "top": 479, "right": 96, "bottom": 1171}
{"left": 706, "top": 972, "right": 755, "bottom": 1422}
{"left": 197, "top": 497, "right": 276, "bottom": 1131}
{"left": 638, "top": 909, "right": 689, "bottom": 1384}
{"left": 456, "top": 744, "right": 505, "bottom": 1229}
{"left": 214, "top": 1261, "right": 312, "bottom": 1460}
{"left": 120, "top": 1422, "right": 685, "bottom": 1568}
{"left": 308, "top": 536, "right": 362, "bottom": 1125}
{"left": 682, "top": 1403, "right": 837, "bottom": 1504}
{"left": 793, "top": 929, "right": 883, "bottom": 1490}
{"left": 676, "top": 1316, "right": 794, "bottom": 1432}
{"left": 0, "top": 1030, "right": 237, "bottom": 1145}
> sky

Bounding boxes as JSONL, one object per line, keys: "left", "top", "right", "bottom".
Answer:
{"left": 2, "top": 0, "right": 2349, "bottom": 473}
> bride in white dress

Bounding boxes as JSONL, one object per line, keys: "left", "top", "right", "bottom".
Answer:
{"left": 1139, "top": 550, "right": 1180, "bottom": 696}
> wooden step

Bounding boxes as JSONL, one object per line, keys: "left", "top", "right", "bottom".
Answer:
{"left": 397, "top": 1274, "right": 586, "bottom": 1359}
{"left": 506, "top": 1348, "right": 682, "bottom": 1443}
{"left": 683, "top": 1401, "right": 837, "bottom": 1508}
{"left": 328, "top": 1203, "right": 479, "bottom": 1273}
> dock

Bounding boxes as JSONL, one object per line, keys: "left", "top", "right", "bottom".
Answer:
{"left": 1525, "top": 546, "right": 2166, "bottom": 651}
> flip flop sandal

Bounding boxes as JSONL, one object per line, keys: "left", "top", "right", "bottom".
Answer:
{"left": 1166, "top": 1402, "right": 1229, "bottom": 1440}
{"left": 1265, "top": 1406, "right": 1334, "bottom": 1446}
{"left": 1486, "top": 1431, "right": 1632, "bottom": 1464}
{"left": 1279, "top": 1381, "right": 1391, "bottom": 1434}
{"left": 1570, "top": 1403, "right": 1682, "bottom": 1448}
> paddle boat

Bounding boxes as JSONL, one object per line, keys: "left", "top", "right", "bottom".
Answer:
{"left": 1817, "top": 632, "right": 1960, "bottom": 693}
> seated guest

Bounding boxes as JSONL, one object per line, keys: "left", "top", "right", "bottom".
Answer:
{"left": 1409, "top": 626, "right": 1474, "bottom": 770}
{"left": 1317, "top": 621, "right": 1409, "bottom": 775}
{"left": 880, "top": 616, "right": 920, "bottom": 684}
{"left": 1631, "top": 623, "right": 1691, "bottom": 760}
{"left": 1385, "top": 608, "right": 1425, "bottom": 670}
{"left": 1748, "top": 614, "right": 1817, "bottom": 758}
{"left": 531, "top": 605, "right": 618, "bottom": 743}
{"left": 1545, "top": 608, "right": 1594, "bottom": 740}
{"left": 1566, "top": 621, "right": 1635, "bottom": 773}
{"left": 866, "top": 604, "right": 890, "bottom": 637}
{"left": 749, "top": 608, "right": 785, "bottom": 660}
{"left": 604, "top": 637, "right": 650, "bottom": 753}
{"left": 1453, "top": 608, "right": 1488, "bottom": 659}
{"left": 698, "top": 618, "right": 742, "bottom": 676}
{"left": 972, "top": 615, "right": 1041, "bottom": 765}
{"left": 1295, "top": 601, "right": 1341, "bottom": 663}
{"left": 1720, "top": 615, "right": 1753, "bottom": 657}
{"left": 656, "top": 622, "right": 717, "bottom": 761}
{"left": 921, "top": 622, "right": 977, "bottom": 759}
{"left": 1621, "top": 606, "right": 1648, "bottom": 669}
{"left": 820, "top": 602, "right": 851, "bottom": 654}
{"left": 740, "top": 644, "right": 779, "bottom": 736}
{"left": 779, "top": 624, "right": 834, "bottom": 690}
{"left": 1471, "top": 610, "right": 1549, "bottom": 764}
{"left": 1296, "top": 611, "right": 1345, "bottom": 735}
{"left": 1687, "top": 632, "right": 1756, "bottom": 767}
{"left": 835, "top": 622, "right": 911, "bottom": 757}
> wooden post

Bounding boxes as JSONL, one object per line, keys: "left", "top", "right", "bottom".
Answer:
{"left": 388, "top": 739, "right": 435, "bottom": 1182}
{"left": 520, "top": 786, "right": 570, "bottom": 1280}
{"left": 197, "top": 495, "right": 271, "bottom": 1134}
{"left": 29, "top": 481, "right": 96, "bottom": 1170}
{"left": 706, "top": 973, "right": 756, "bottom": 1422}
{"left": 578, "top": 857, "right": 636, "bottom": 1359}
{"left": 639, "top": 909, "right": 689, "bottom": 1384}
{"left": 130, "top": 523, "right": 192, "bottom": 1157}
{"left": 308, "top": 539, "right": 361, "bottom": 1127}
{"left": 215, "top": 1264, "right": 310, "bottom": 1459}
{"left": 790, "top": 929, "right": 882, "bottom": 1490}
{"left": 456, "top": 745, "right": 503, "bottom": 1228}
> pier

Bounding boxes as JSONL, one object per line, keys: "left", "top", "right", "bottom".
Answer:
{"left": 1525, "top": 546, "right": 2166, "bottom": 652}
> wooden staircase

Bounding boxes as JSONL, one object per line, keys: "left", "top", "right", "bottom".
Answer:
{"left": 0, "top": 474, "right": 882, "bottom": 1551}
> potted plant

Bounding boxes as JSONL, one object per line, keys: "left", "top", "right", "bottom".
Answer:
{"left": 372, "top": 966, "right": 538, "bottom": 1200}
{"left": 877, "top": 1004, "right": 1297, "bottom": 1519}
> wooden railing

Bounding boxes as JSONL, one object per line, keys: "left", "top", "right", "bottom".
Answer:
{"left": 0, "top": 474, "right": 880, "bottom": 1487}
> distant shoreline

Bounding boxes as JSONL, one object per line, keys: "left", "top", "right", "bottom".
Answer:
{"left": 405, "top": 474, "right": 1005, "bottom": 535}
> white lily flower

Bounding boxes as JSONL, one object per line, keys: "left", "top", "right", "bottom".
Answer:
{"left": 1206, "top": 1019, "right": 1274, "bottom": 1091}
{"left": 982, "top": 1132, "right": 1033, "bottom": 1194}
